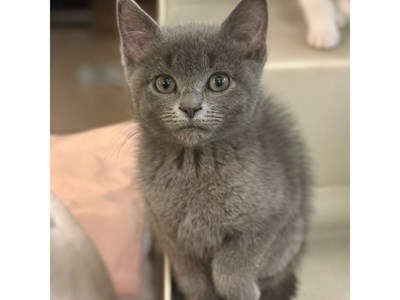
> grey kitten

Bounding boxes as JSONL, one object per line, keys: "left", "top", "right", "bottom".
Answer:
{"left": 117, "top": 0, "right": 311, "bottom": 299}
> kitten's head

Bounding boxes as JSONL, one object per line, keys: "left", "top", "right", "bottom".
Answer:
{"left": 117, "top": 0, "right": 268, "bottom": 147}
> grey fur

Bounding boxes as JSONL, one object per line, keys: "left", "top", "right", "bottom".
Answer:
{"left": 117, "top": 0, "right": 311, "bottom": 299}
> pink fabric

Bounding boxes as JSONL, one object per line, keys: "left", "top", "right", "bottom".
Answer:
{"left": 50, "top": 122, "right": 144, "bottom": 297}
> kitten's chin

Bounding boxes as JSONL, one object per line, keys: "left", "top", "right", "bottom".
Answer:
{"left": 172, "top": 126, "right": 213, "bottom": 147}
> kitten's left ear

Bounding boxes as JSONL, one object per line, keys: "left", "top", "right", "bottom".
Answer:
{"left": 220, "top": 0, "right": 268, "bottom": 60}
{"left": 117, "top": 0, "right": 160, "bottom": 66}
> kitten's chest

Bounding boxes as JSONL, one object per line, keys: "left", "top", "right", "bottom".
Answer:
{"left": 141, "top": 148, "right": 249, "bottom": 254}
{"left": 157, "top": 184, "right": 240, "bottom": 256}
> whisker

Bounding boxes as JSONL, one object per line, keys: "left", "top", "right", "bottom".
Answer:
{"left": 104, "top": 122, "right": 141, "bottom": 162}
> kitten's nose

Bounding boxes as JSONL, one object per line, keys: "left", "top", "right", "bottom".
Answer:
{"left": 179, "top": 105, "right": 202, "bottom": 119}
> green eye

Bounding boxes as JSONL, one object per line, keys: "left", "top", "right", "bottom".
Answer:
{"left": 208, "top": 73, "right": 230, "bottom": 92}
{"left": 155, "top": 75, "right": 176, "bottom": 94}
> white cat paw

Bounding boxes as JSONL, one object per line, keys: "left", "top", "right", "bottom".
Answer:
{"left": 307, "top": 26, "right": 341, "bottom": 49}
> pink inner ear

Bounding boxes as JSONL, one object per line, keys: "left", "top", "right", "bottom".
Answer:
{"left": 230, "top": 25, "right": 266, "bottom": 60}
{"left": 123, "top": 31, "right": 149, "bottom": 48}
{"left": 118, "top": 0, "right": 160, "bottom": 64}
{"left": 121, "top": 31, "right": 154, "bottom": 64}
{"left": 246, "top": 42, "right": 265, "bottom": 60}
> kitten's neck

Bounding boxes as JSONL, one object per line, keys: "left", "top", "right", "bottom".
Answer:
{"left": 139, "top": 123, "right": 257, "bottom": 178}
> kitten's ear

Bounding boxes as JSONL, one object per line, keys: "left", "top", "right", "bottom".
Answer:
{"left": 117, "top": 0, "right": 160, "bottom": 66}
{"left": 220, "top": 0, "right": 268, "bottom": 60}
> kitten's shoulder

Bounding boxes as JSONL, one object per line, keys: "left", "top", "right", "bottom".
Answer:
{"left": 254, "top": 95, "right": 312, "bottom": 195}
{"left": 255, "top": 95, "right": 297, "bottom": 135}
{"left": 254, "top": 95, "right": 309, "bottom": 163}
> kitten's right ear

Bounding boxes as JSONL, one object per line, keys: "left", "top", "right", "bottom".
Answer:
{"left": 117, "top": 0, "right": 160, "bottom": 66}
{"left": 220, "top": 0, "right": 268, "bottom": 61}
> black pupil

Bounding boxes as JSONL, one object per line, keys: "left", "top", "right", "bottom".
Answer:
{"left": 162, "top": 77, "right": 171, "bottom": 90}
{"left": 215, "top": 76, "right": 225, "bottom": 88}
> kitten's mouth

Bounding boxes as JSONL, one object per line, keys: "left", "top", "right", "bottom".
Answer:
{"left": 173, "top": 124, "right": 213, "bottom": 146}
{"left": 177, "top": 125, "right": 207, "bottom": 131}
{"left": 173, "top": 123, "right": 212, "bottom": 147}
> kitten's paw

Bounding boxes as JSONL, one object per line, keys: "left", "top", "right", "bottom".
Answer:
{"left": 213, "top": 272, "right": 260, "bottom": 300}
{"left": 307, "top": 25, "right": 341, "bottom": 49}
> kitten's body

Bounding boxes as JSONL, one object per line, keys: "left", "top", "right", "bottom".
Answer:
{"left": 140, "top": 95, "right": 310, "bottom": 299}
{"left": 117, "top": 1, "right": 311, "bottom": 299}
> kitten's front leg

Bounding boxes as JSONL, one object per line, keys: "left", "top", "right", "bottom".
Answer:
{"left": 211, "top": 241, "right": 263, "bottom": 300}
{"left": 169, "top": 253, "right": 218, "bottom": 300}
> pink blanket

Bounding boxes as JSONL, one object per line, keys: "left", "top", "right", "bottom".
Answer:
{"left": 50, "top": 122, "right": 145, "bottom": 297}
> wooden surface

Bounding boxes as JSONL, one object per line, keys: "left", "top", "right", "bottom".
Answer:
{"left": 93, "top": 0, "right": 157, "bottom": 35}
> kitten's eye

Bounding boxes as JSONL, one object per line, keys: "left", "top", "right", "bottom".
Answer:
{"left": 208, "top": 73, "right": 230, "bottom": 92}
{"left": 155, "top": 75, "right": 176, "bottom": 94}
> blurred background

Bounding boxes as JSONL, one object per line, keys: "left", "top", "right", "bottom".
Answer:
{"left": 51, "top": 0, "right": 349, "bottom": 300}
{"left": 51, "top": 0, "right": 155, "bottom": 133}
